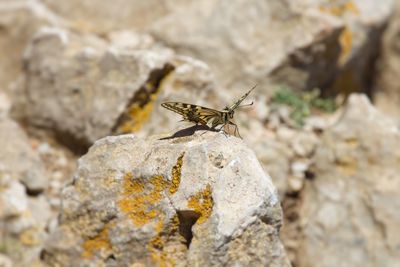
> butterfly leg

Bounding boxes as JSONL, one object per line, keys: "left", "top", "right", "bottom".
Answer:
{"left": 228, "top": 121, "right": 242, "bottom": 138}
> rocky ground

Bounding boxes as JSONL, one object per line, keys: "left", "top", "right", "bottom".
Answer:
{"left": 1, "top": 0, "right": 400, "bottom": 266}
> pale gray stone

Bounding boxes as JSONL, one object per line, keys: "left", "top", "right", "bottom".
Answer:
{"left": 0, "top": 118, "right": 47, "bottom": 192}
{"left": 297, "top": 94, "right": 400, "bottom": 267}
{"left": 42, "top": 132, "right": 290, "bottom": 266}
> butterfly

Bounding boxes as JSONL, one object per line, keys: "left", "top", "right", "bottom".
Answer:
{"left": 161, "top": 85, "right": 256, "bottom": 138}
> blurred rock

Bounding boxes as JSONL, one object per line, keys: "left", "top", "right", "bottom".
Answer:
{"left": 41, "top": 0, "right": 174, "bottom": 33}
{"left": 0, "top": 118, "right": 47, "bottom": 193}
{"left": 296, "top": 94, "right": 400, "bottom": 267}
{"left": 151, "top": 0, "right": 393, "bottom": 94}
{"left": 0, "top": 0, "right": 62, "bottom": 93}
{"left": 0, "top": 169, "right": 51, "bottom": 267}
{"left": 293, "top": 0, "right": 393, "bottom": 95}
{"left": 0, "top": 91, "right": 11, "bottom": 119}
{"left": 21, "top": 27, "right": 224, "bottom": 148}
{"left": 0, "top": 254, "right": 13, "bottom": 267}
{"left": 374, "top": 0, "right": 400, "bottom": 118}
{"left": 42, "top": 133, "right": 290, "bottom": 266}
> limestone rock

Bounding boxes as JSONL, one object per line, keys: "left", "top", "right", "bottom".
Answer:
{"left": 42, "top": 132, "right": 290, "bottom": 266}
{"left": 0, "top": 169, "right": 51, "bottom": 267}
{"left": 374, "top": 0, "right": 400, "bottom": 118}
{"left": 0, "top": 118, "right": 47, "bottom": 192}
{"left": 41, "top": 0, "right": 175, "bottom": 33}
{"left": 0, "top": 91, "right": 11, "bottom": 119}
{"left": 151, "top": 0, "right": 393, "bottom": 93}
{"left": 296, "top": 94, "right": 400, "bottom": 267}
{"left": 0, "top": 0, "right": 63, "bottom": 93}
{"left": 21, "top": 27, "right": 223, "bottom": 148}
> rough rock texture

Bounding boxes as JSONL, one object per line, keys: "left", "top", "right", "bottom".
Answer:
{"left": 374, "top": 0, "right": 400, "bottom": 118}
{"left": 295, "top": 94, "right": 400, "bottom": 267}
{"left": 42, "top": 132, "right": 290, "bottom": 266}
{"left": 0, "top": 118, "right": 47, "bottom": 193}
{"left": 151, "top": 0, "right": 392, "bottom": 93}
{"left": 0, "top": 0, "right": 62, "bottom": 92}
{"left": 21, "top": 27, "right": 223, "bottom": 148}
{"left": 0, "top": 170, "right": 51, "bottom": 267}
{"left": 41, "top": 0, "right": 174, "bottom": 33}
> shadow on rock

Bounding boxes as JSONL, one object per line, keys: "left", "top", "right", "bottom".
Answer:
{"left": 159, "top": 125, "right": 218, "bottom": 140}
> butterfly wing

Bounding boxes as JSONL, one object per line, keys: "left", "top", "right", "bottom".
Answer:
{"left": 161, "top": 102, "right": 222, "bottom": 126}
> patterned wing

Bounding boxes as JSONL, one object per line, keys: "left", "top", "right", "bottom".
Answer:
{"left": 161, "top": 102, "right": 222, "bottom": 126}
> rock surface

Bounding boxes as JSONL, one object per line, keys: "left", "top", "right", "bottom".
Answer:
{"left": 0, "top": 118, "right": 47, "bottom": 193}
{"left": 294, "top": 94, "right": 400, "bottom": 267}
{"left": 21, "top": 27, "right": 224, "bottom": 148}
{"left": 151, "top": 0, "right": 393, "bottom": 93}
{"left": 42, "top": 132, "right": 290, "bottom": 266}
{"left": 374, "top": 0, "right": 400, "bottom": 118}
{"left": 0, "top": 0, "right": 62, "bottom": 93}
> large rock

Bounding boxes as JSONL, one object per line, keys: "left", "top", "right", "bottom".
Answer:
{"left": 295, "top": 94, "right": 400, "bottom": 267}
{"left": 374, "top": 0, "right": 400, "bottom": 118}
{"left": 21, "top": 27, "right": 222, "bottom": 148}
{"left": 41, "top": 0, "right": 174, "bottom": 33}
{"left": 0, "top": 169, "right": 51, "bottom": 267}
{"left": 42, "top": 132, "right": 290, "bottom": 266}
{"left": 0, "top": 0, "right": 62, "bottom": 93}
{"left": 0, "top": 118, "right": 47, "bottom": 193}
{"left": 151, "top": 0, "right": 393, "bottom": 94}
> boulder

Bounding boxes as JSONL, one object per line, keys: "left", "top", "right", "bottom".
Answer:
{"left": 42, "top": 132, "right": 290, "bottom": 266}
{"left": 295, "top": 94, "right": 400, "bottom": 267}
{"left": 151, "top": 0, "right": 393, "bottom": 94}
{"left": 0, "top": 0, "right": 62, "bottom": 93}
{"left": 0, "top": 170, "right": 51, "bottom": 267}
{"left": 0, "top": 118, "right": 47, "bottom": 193}
{"left": 374, "top": 0, "right": 400, "bottom": 118}
{"left": 41, "top": 0, "right": 174, "bottom": 33}
{"left": 21, "top": 27, "right": 223, "bottom": 148}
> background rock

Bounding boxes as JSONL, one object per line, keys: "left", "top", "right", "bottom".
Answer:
{"left": 374, "top": 0, "right": 400, "bottom": 118}
{"left": 151, "top": 0, "right": 392, "bottom": 95}
{"left": 0, "top": 118, "right": 47, "bottom": 193}
{"left": 293, "top": 94, "right": 400, "bottom": 267}
{"left": 42, "top": 133, "right": 290, "bottom": 266}
{"left": 0, "top": 0, "right": 62, "bottom": 94}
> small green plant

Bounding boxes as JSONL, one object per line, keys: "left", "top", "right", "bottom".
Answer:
{"left": 271, "top": 87, "right": 337, "bottom": 126}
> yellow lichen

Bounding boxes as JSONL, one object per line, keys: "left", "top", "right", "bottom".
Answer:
{"left": 318, "top": 1, "right": 359, "bottom": 65}
{"left": 170, "top": 153, "right": 185, "bottom": 194}
{"left": 338, "top": 27, "right": 353, "bottom": 64}
{"left": 19, "top": 227, "right": 40, "bottom": 246}
{"left": 81, "top": 225, "right": 112, "bottom": 259}
{"left": 119, "top": 93, "right": 158, "bottom": 133}
{"left": 336, "top": 155, "right": 358, "bottom": 176}
{"left": 188, "top": 184, "right": 213, "bottom": 224}
{"left": 118, "top": 173, "right": 169, "bottom": 227}
{"left": 318, "top": 0, "right": 359, "bottom": 17}
{"left": 116, "top": 63, "right": 175, "bottom": 134}
{"left": 148, "top": 214, "right": 180, "bottom": 267}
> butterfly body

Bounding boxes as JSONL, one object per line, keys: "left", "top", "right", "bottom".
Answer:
{"left": 161, "top": 85, "right": 256, "bottom": 137}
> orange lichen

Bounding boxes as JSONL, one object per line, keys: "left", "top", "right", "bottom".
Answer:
{"left": 118, "top": 173, "right": 169, "bottom": 227}
{"left": 19, "top": 227, "right": 40, "bottom": 246}
{"left": 121, "top": 172, "right": 144, "bottom": 196}
{"left": 148, "top": 214, "right": 181, "bottom": 267}
{"left": 318, "top": 0, "right": 359, "bottom": 17}
{"left": 318, "top": 1, "right": 359, "bottom": 65}
{"left": 81, "top": 225, "right": 112, "bottom": 259}
{"left": 188, "top": 184, "right": 213, "bottom": 224}
{"left": 339, "top": 27, "right": 353, "bottom": 64}
{"left": 119, "top": 93, "right": 158, "bottom": 133}
{"left": 116, "top": 63, "right": 175, "bottom": 134}
{"left": 336, "top": 155, "right": 358, "bottom": 176}
{"left": 170, "top": 153, "right": 185, "bottom": 194}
